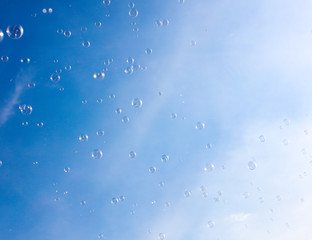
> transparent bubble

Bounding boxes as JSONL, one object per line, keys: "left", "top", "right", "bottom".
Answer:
{"left": 122, "top": 116, "right": 130, "bottom": 123}
{"left": 98, "top": 234, "right": 104, "bottom": 239}
{"left": 0, "top": 160, "right": 2, "bottom": 167}
{"left": 178, "top": 0, "right": 185, "bottom": 3}
{"left": 57, "top": 29, "right": 63, "bottom": 34}
{"left": 53, "top": 59, "right": 59, "bottom": 63}
{"left": 33, "top": 161, "right": 38, "bottom": 165}
{"left": 131, "top": 21, "right": 136, "bottom": 26}
{"left": 126, "top": 57, "right": 134, "bottom": 64}
{"left": 93, "top": 72, "right": 105, "bottom": 80}
{"left": 42, "top": 8, "right": 47, "bottom": 13}
{"left": 48, "top": 8, "right": 53, "bottom": 13}
{"left": 1, "top": 56, "right": 9, "bottom": 62}
{"left": 207, "top": 220, "right": 215, "bottom": 228}
{"left": 159, "top": 181, "right": 165, "bottom": 187}
{"left": 6, "top": 25, "right": 24, "bottom": 39}
{"left": 92, "top": 149, "right": 103, "bottom": 159}
{"left": 109, "top": 94, "right": 115, "bottom": 100}
{"left": 20, "top": 58, "right": 30, "bottom": 63}
{"left": 242, "top": 192, "right": 249, "bottom": 199}
{"left": 190, "top": 40, "right": 197, "bottom": 46}
{"left": 259, "top": 135, "right": 265, "bottom": 142}
{"left": 205, "top": 143, "right": 212, "bottom": 149}
{"left": 149, "top": 167, "right": 156, "bottom": 173}
{"left": 80, "top": 200, "right": 87, "bottom": 205}
{"left": 119, "top": 195, "right": 126, "bottom": 202}
{"left": 248, "top": 161, "right": 257, "bottom": 170}
{"left": 155, "top": 19, "right": 163, "bottom": 27}
{"left": 19, "top": 104, "right": 32, "bottom": 115}
{"left": 171, "top": 113, "right": 177, "bottom": 119}
{"left": 163, "top": 19, "right": 170, "bottom": 26}
{"left": 64, "top": 30, "right": 71, "bottom": 37}
{"left": 65, "top": 64, "right": 71, "bottom": 71}
{"left": 78, "top": 134, "right": 88, "bottom": 142}
{"left": 132, "top": 63, "right": 140, "bottom": 71}
{"left": 129, "top": 151, "right": 136, "bottom": 158}
{"left": 96, "top": 130, "right": 104, "bottom": 136}
{"left": 0, "top": 29, "right": 4, "bottom": 42}
{"left": 59, "top": 87, "right": 64, "bottom": 91}
{"left": 37, "top": 122, "right": 44, "bottom": 127}
{"left": 158, "top": 233, "right": 166, "bottom": 240}
{"left": 195, "top": 121, "right": 205, "bottom": 130}
{"left": 282, "top": 139, "right": 289, "bottom": 146}
{"left": 54, "top": 197, "right": 60, "bottom": 201}
{"left": 111, "top": 197, "right": 119, "bottom": 204}
{"left": 131, "top": 98, "right": 143, "bottom": 108}
{"left": 82, "top": 100, "right": 87, "bottom": 104}
{"left": 129, "top": 8, "right": 138, "bottom": 17}
{"left": 64, "top": 167, "right": 70, "bottom": 173}
{"left": 81, "top": 26, "right": 87, "bottom": 32}
{"left": 124, "top": 66, "right": 133, "bottom": 74}
{"left": 161, "top": 154, "right": 169, "bottom": 163}
{"left": 128, "top": 2, "right": 135, "bottom": 8}
{"left": 145, "top": 48, "right": 152, "bottom": 55}
{"left": 95, "top": 21, "right": 102, "bottom": 28}
{"left": 103, "top": 0, "right": 111, "bottom": 5}
{"left": 184, "top": 190, "right": 191, "bottom": 198}
{"left": 97, "top": 98, "right": 103, "bottom": 103}
{"left": 115, "top": 108, "right": 122, "bottom": 114}
{"left": 204, "top": 163, "right": 214, "bottom": 172}
{"left": 21, "top": 121, "right": 28, "bottom": 126}
{"left": 82, "top": 40, "right": 90, "bottom": 48}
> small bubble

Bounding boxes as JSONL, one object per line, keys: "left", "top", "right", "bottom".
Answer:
{"left": 33, "top": 161, "right": 38, "bottom": 165}
{"left": 122, "top": 116, "right": 130, "bottom": 123}
{"left": 205, "top": 143, "right": 212, "bottom": 149}
{"left": 50, "top": 73, "right": 60, "bottom": 83}
{"left": 82, "top": 100, "right": 87, "bottom": 104}
{"left": 48, "top": 8, "right": 53, "bottom": 13}
{"left": 98, "top": 234, "right": 104, "bottom": 239}
{"left": 6, "top": 25, "right": 24, "bottom": 39}
{"left": 20, "top": 58, "right": 30, "bottom": 63}
{"left": 149, "top": 167, "right": 156, "bottom": 173}
{"left": 37, "top": 122, "right": 44, "bottom": 127}
{"left": 57, "top": 29, "right": 63, "bottom": 34}
{"left": 21, "top": 121, "right": 28, "bottom": 126}
{"left": 124, "top": 66, "right": 134, "bottom": 74}
{"left": 200, "top": 185, "right": 207, "bottom": 192}
{"left": 19, "top": 104, "right": 32, "bottom": 115}
{"left": 93, "top": 72, "right": 105, "bottom": 79}
{"left": 1, "top": 56, "right": 9, "bottom": 62}
{"left": 128, "top": 2, "right": 135, "bottom": 8}
{"left": 42, "top": 8, "right": 47, "bottom": 13}
{"left": 115, "top": 108, "right": 122, "bottom": 114}
{"left": 82, "top": 40, "right": 90, "bottom": 48}
{"left": 207, "top": 220, "right": 215, "bottom": 228}
{"left": 159, "top": 181, "right": 165, "bottom": 187}
{"left": 96, "top": 130, "right": 104, "bottom": 136}
{"left": 145, "top": 48, "right": 152, "bottom": 55}
{"left": 126, "top": 57, "right": 134, "bottom": 64}
{"left": 155, "top": 19, "right": 163, "bottom": 27}
{"left": 178, "top": 0, "right": 185, "bottom": 4}
{"left": 0, "top": 29, "right": 4, "bottom": 42}
{"left": 171, "top": 113, "right": 177, "bottom": 119}
{"left": 92, "top": 149, "right": 103, "bottom": 159}
{"left": 161, "top": 154, "right": 169, "bottom": 163}
{"left": 158, "top": 233, "right": 166, "bottom": 240}
{"left": 111, "top": 197, "right": 119, "bottom": 204}
{"left": 129, "top": 151, "right": 136, "bottom": 158}
{"left": 95, "top": 21, "right": 102, "bottom": 28}
{"left": 131, "top": 98, "right": 143, "bottom": 108}
{"left": 190, "top": 40, "right": 197, "bottom": 46}
{"left": 81, "top": 26, "right": 87, "bottom": 32}
{"left": 248, "top": 160, "right": 257, "bottom": 170}
{"left": 64, "top": 30, "right": 71, "bottom": 37}
{"left": 103, "top": 0, "right": 111, "bottom": 6}
{"left": 184, "top": 190, "right": 191, "bottom": 198}
{"left": 204, "top": 163, "right": 214, "bottom": 172}
{"left": 0, "top": 160, "right": 2, "bottom": 167}
{"left": 54, "top": 197, "right": 60, "bottom": 202}
{"left": 259, "top": 135, "right": 265, "bottom": 142}
{"left": 195, "top": 121, "right": 205, "bottom": 130}
{"left": 80, "top": 200, "right": 87, "bottom": 206}
{"left": 78, "top": 134, "right": 88, "bottom": 142}
{"left": 243, "top": 192, "right": 249, "bottom": 199}
{"left": 129, "top": 8, "right": 138, "bottom": 17}
{"left": 109, "top": 94, "right": 115, "bottom": 100}
{"left": 163, "top": 19, "right": 170, "bottom": 26}
{"left": 64, "top": 167, "right": 70, "bottom": 173}
{"left": 282, "top": 139, "right": 289, "bottom": 146}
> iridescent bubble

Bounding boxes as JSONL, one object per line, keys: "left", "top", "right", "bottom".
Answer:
{"left": 122, "top": 116, "right": 130, "bottom": 123}
{"left": 129, "top": 8, "right": 138, "bottom": 17}
{"left": 103, "top": 0, "right": 111, "bottom": 5}
{"left": 42, "top": 8, "right": 47, "bottom": 13}
{"left": 195, "top": 122, "right": 205, "bottom": 130}
{"left": 158, "top": 233, "right": 166, "bottom": 240}
{"left": 92, "top": 149, "right": 103, "bottom": 159}
{"left": 50, "top": 73, "right": 60, "bottom": 83}
{"left": 207, "top": 220, "right": 215, "bottom": 228}
{"left": 171, "top": 113, "right": 177, "bottom": 119}
{"left": 64, "top": 167, "right": 70, "bottom": 173}
{"left": 111, "top": 197, "right": 119, "bottom": 204}
{"left": 124, "top": 66, "right": 133, "bottom": 74}
{"left": 184, "top": 190, "right": 191, "bottom": 198}
{"left": 95, "top": 21, "right": 102, "bottom": 28}
{"left": 37, "top": 122, "right": 44, "bottom": 127}
{"left": 93, "top": 72, "right": 105, "bottom": 79}
{"left": 48, "top": 8, "right": 53, "bottom": 13}
{"left": 131, "top": 98, "right": 143, "bottom": 108}
{"left": 0, "top": 29, "right": 4, "bottom": 42}
{"left": 78, "top": 134, "right": 88, "bottom": 142}
{"left": 115, "top": 108, "right": 122, "bottom": 114}
{"left": 248, "top": 161, "right": 257, "bottom": 170}
{"left": 145, "top": 48, "right": 152, "bottom": 55}
{"left": 163, "top": 19, "right": 170, "bottom": 26}
{"left": 1, "top": 56, "right": 9, "bottom": 62}
{"left": 64, "top": 30, "right": 71, "bottom": 37}
{"left": 6, "top": 25, "right": 24, "bottom": 39}
{"left": 82, "top": 100, "right": 87, "bottom": 104}
{"left": 96, "top": 130, "right": 104, "bottom": 136}
{"left": 82, "top": 40, "right": 90, "bottom": 48}
{"left": 128, "top": 2, "right": 135, "bottom": 8}
{"left": 126, "top": 57, "right": 134, "bottom": 64}
{"left": 19, "top": 104, "right": 32, "bottom": 115}
{"left": 259, "top": 135, "right": 265, "bottom": 142}
{"left": 161, "top": 154, "right": 169, "bottom": 163}
{"left": 155, "top": 19, "right": 163, "bottom": 27}
{"left": 149, "top": 167, "right": 156, "bottom": 173}
{"left": 204, "top": 163, "right": 214, "bottom": 172}
{"left": 129, "top": 151, "right": 136, "bottom": 158}
{"left": 65, "top": 64, "right": 71, "bottom": 71}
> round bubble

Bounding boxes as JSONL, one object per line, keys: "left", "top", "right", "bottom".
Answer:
{"left": 131, "top": 98, "right": 143, "bottom": 108}
{"left": 64, "top": 167, "right": 70, "bottom": 173}
{"left": 207, "top": 220, "right": 215, "bottom": 228}
{"left": 204, "top": 163, "right": 214, "bottom": 172}
{"left": 259, "top": 135, "right": 265, "bottom": 142}
{"left": 195, "top": 121, "right": 205, "bottom": 130}
{"left": 149, "top": 167, "right": 156, "bottom": 173}
{"left": 163, "top": 19, "right": 170, "bottom": 26}
{"left": 6, "top": 25, "right": 24, "bottom": 39}
{"left": 65, "top": 65, "right": 71, "bottom": 71}
{"left": 82, "top": 100, "right": 87, "bottom": 104}
{"left": 93, "top": 72, "right": 105, "bottom": 80}
{"left": 161, "top": 154, "right": 169, "bottom": 163}
{"left": 92, "top": 149, "right": 103, "bottom": 159}
{"left": 124, "top": 66, "right": 134, "bottom": 74}
{"left": 95, "top": 21, "right": 102, "bottom": 28}
{"left": 129, "top": 9, "right": 138, "bottom": 17}
{"left": 78, "top": 134, "right": 88, "bottom": 142}
{"left": 1, "top": 56, "right": 9, "bottom": 62}
{"left": 82, "top": 40, "right": 90, "bottom": 48}
{"left": 81, "top": 26, "right": 87, "bottom": 32}
{"left": 145, "top": 48, "right": 152, "bottom": 55}
{"left": 115, "top": 108, "right": 122, "bottom": 114}
{"left": 37, "top": 122, "right": 44, "bottom": 127}
{"left": 128, "top": 2, "right": 135, "bottom": 8}
{"left": 96, "top": 130, "right": 104, "bottom": 136}
{"left": 158, "top": 233, "right": 166, "bottom": 240}
{"left": 64, "top": 30, "right": 71, "bottom": 37}
{"left": 50, "top": 73, "right": 60, "bottom": 83}
{"left": 111, "top": 197, "right": 119, "bottom": 204}
{"left": 97, "top": 98, "right": 103, "bottom": 103}
{"left": 248, "top": 161, "right": 257, "bottom": 170}
{"left": 126, "top": 57, "right": 134, "bottom": 64}
{"left": 155, "top": 20, "right": 163, "bottom": 27}
{"left": 129, "top": 151, "right": 136, "bottom": 158}
{"left": 171, "top": 113, "right": 177, "bottom": 119}
{"left": 21, "top": 58, "right": 30, "bottom": 63}
{"left": 109, "top": 94, "right": 115, "bottom": 100}
{"left": 205, "top": 143, "right": 212, "bottom": 149}
{"left": 57, "top": 29, "right": 63, "bottom": 34}
{"left": 184, "top": 190, "right": 191, "bottom": 198}
{"left": 122, "top": 116, "right": 130, "bottom": 123}
{"left": 80, "top": 200, "right": 87, "bottom": 205}
{"left": 0, "top": 29, "right": 3, "bottom": 42}
{"left": 159, "top": 181, "right": 165, "bottom": 187}
{"left": 103, "top": 0, "right": 110, "bottom": 5}
{"left": 19, "top": 104, "right": 32, "bottom": 115}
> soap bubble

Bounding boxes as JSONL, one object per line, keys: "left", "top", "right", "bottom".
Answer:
{"left": 92, "top": 149, "right": 103, "bottom": 159}
{"left": 115, "top": 108, "right": 122, "bottom": 114}
{"left": 248, "top": 161, "right": 257, "bottom": 170}
{"left": 97, "top": 98, "right": 103, "bottom": 103}
{"left": 64, "top": 30, "right": 71, "bottom": 37}
{"left": 57, "top": 29, "right": 63, "bottom": 34}
{"left": 128, "top": 2, "right": 135, "bottom": 8}
{"left": 1, "top": 56, "right": 9, "bottom": 62}
{"left": 126, "top": 57, "right": 134, "bottom": 64}
{"left": 50, "top": 73, "right": 60, "bottom": 83}
{"left": 20, "top": 58, "right": 30, "bottom": 63}
{"left": 6, "top": 25, "right": 24, "bottom": 39}
{"left": 259, "top": 135, "right": 265, "bottom": 142}
{"left": 37, "top": 122, "right": 44, "bottom": 127}
{"left": 93, "top": 72, "right": 105, "bottom": 79}
{"left": 81, "top": 26, "right": 87, "bottom": 32}
{"left": 122, "top": 116, "right": 130, "bottom": 123}
{"left": 158, "top": 233, "right": 166, "bottom": 240}
{"left": 145, "top": 48, "right": 152, "bottom": 54}
{"left": 195, "top": 122, "right": 205, "bottom": 130}
{"left": 42, "top": 8, "right": 47, "bottom": 13}
{"left": 0, "top": 160, "right": 2, "bottom": 167}
{"left": 48, "top": 8, "right": 53, "bottom": 13}
{"left": 207, "top": 220, "right": 215, "bottom": 228}
{"left": 129, "top": 151, "right": 136, "bottom": 158}
{"left": 131, "top": 98, "right": 143, "bottom": 108}
{"left": 149, "top": 167, "right": 156, "bottom": 173}
{"left": 205, "top": 143, "right": 212, "bottom": 149}
{"left": 178, "top": 0, "right": 185, "bottom": 3}
{"left": 78, "top": 134, "right": 88, "bottom": 142}
{"left": 111, "top": 197, "right": 119, "bottom": 204}
{"left": 159, "top": 181, "right": 165, "bottom": 187}
{"left": 0, "top": 29, "right": 4, "bottom": 42}
{"left": 82, "top": 40, "right": 90, "bottom": 48}
{"left": 163, "top": 19, "right": 170, "bottom": 26}
{"left": 80, "top": 200, "right": 87, "bottom": 205}
{"left": 19, "top": 104, "right": 32, "bottom": 115}
{"left": 96, "top": 130, "right": 104, "bottom": 136}
{"left": 95, "top": 21, "right": 102, "bottom": 28}
{"left": 65, "top": 65, "right": 71, "bottom": 71}
{"left": 82, "top": 100, "right": 87, "bottom": 104}
{"left": 155, "top": 20, "right": 163, "bottom": 27}
{"left": 190, "top": 40, "right": 197, "bottom": 46}
{"left": 184, "top": 190, "right": 191, "bottom": 198}
{"left": 161, "top": 154, "right": 169, "bottom": 163}
{"left": 129, "top": 9, "right": 138, "bottom": 17}
{"left": 171, "top": 113, "right": 177, "bottom": 119}
{"left": 109, "top": 94, "right": 115, "bottom": 100}
{"left": 124, "top": 66, "right": 133, "bottom": 74}
{"left": 103, "top": 0, "right": 111, "bottom": 5}
{"left": 204, "top": 163, "right": 214, "bottom": 172}
{"left": 64, "top": 167, "right": 70, "bottom": 173}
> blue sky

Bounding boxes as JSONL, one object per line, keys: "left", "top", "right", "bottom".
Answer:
{"left": 1, "top": 0, "right": 312, "bottom": 239}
